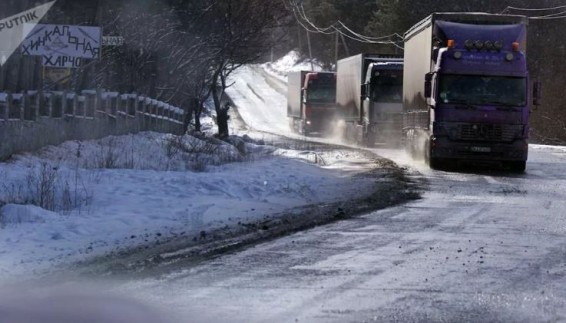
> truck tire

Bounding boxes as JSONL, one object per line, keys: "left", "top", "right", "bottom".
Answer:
{"left": 288, "top": 118, "right": 295, "bottom": 133}
{"left": 429, "top": 157, "right": 444, "bottom": 170}
{"left": 508, "top": 161, "right": 526, "bottom": 173}
{"left": 405, "top": 131, "right": 416, "bottom": 158}
{"left": 364, "top": 132, "right": 376, "bottom": 148}
{"left": 298, "top": 122, "right": 305, "bottom": 135}
{"left": 426, "top": 139, "right": 444, "bottom": 170}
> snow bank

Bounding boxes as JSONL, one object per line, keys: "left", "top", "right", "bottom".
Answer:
{"left": 0, "top": 204, "right": 59, "bottom": 226}
{"left": 262, "top": 50, "right": 325, "bottom": 82}
{"left": 0, "top": 131, "right": 378, "bottom": 282}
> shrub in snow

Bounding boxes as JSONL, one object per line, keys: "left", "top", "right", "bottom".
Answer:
{"left": 162, "top": 134, "right": 256, "bottom": 171}
{"left": 226, "top": 136, "right": 247, "bottom": 156}
{"left": 0, "top": 204, "right": 58, "bottom": 226}
{"left": 1, "top": 161, "right": 93, "bottom": 213}
{"left": 25, "top": 162, "right": 59, "bottom": 211}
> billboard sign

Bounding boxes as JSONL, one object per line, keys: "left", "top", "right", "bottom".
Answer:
{"left": 21, "top": 23, "right": 101, "bottom": 68}
{"left": 44, "top": 67, "right": 71, "bottom": 85}
{"left": 102, "top": 36, "right": 124, "bottom": 46}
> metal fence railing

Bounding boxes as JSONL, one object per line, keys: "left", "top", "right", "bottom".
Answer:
{"left": 0, "top": 90, "right": 186, "bottom": 160}
{"left": 0, "top": 90, "right": 184, "bottom": 125}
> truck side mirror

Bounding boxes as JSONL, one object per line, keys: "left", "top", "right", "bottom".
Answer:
{"left": 424, "top": 73, "right": 433, "bottom": 98}
{"left": 533, "top": 80, "right": 541, "bottom": 108}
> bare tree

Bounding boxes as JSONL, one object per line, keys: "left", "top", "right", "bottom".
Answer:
{"left": 194, "top": 0, "right": 289, "bottom": 138}
{"left": 1, "top": 0, "right": 291, "bottom": 136}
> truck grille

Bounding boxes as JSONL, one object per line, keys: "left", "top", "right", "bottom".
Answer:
{"left": 454, "top": 124, "right": 523, "bottom": 142}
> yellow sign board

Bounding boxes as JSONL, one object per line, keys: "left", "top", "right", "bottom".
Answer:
{"left": 44, "top": 67, "right": 71, "bottom": 84}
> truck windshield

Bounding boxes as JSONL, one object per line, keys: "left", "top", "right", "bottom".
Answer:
{"left": 306, "top": 86, "right": 336, "bottom": 103}
{"left": 439, "top": 75, "right": 526, "bottom": 106}
{"left": 370, "top": 69, "right": 403, "bottom": 103}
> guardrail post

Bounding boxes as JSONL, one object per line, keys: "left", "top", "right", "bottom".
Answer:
{"left": 72, "top": 94, "right": 77, "bottom": 117}
{"left": 35, "top": 92, "right": 40, "bottom": 119}
{"left": 48, "top": 93, "right": 54, "bottom": 117}
{"left": 153, "top": 100, "right": 158, "bottom": 130}
{"left": 85, "top": 92, "right": 94, "bottom": 118}
{"left": 82, "top": 96, "right": 87, "bottom": 117}
{"left": 2, "top": 93, "right": 10, "bottom": 121}
{"left": 62, "top": 90, "right": 68, "bottom": 117}
{"left": 20, "top": 93, "right": 27, "bottom": 121}
{"left": 134, "top": 95, "right": 140, "bottom": 115}
{"left": 95, "top": 89, "right": 101, "bottom": 116}
{"left": 128, "top": 95, "right": 135, "bottom": 116}
{"left": 116, "top": 95, "right": 120, "bottom": 115}
{"left": 105, "top": 93, "right": 110, "bottom": 116}
{"left": 145, "top": 99, "right": 150, "bottom": 130}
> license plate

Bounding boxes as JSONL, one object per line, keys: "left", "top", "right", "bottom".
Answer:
{"left": 470, "top": 146, "right": 491, "bottom": 153}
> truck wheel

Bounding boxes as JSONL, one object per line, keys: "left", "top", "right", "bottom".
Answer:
{"left": 508, "top": 161, "right": 526, "bottom": 173}
{"left": 429, "top": 157, "right": 444, "bottom": 170}
{"left": 288, "top": 118, "right": 295, "bottom": 133}
{"left": 364, "top": 133, "right": 376, "bottom": 148}
{"left": 302, "top": 124, "right": 310, "bottom": 136}
{"left": 425, "top": 139, "right": 443, "bottom": 170}
{"left": 405, "top": 131, "right": 416, "bottom": 158}
{"left": 298, "top": 122, "right": 305, "bottom": 135}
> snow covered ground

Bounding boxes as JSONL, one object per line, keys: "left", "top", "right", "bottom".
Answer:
{"left": 0, "top": 132, "right": 381, "bottom": 282}
{"left": 0, "top": 52, "right": 383, "bottom": 283}
{"left": 261, "top": 49, "right": 324, "bottom": 83}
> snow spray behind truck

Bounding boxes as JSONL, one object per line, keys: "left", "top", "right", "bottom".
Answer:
{"left": 336, "top": 54, "right": 403, "bottom": 147}
{"left": 287, "top": 71, "right": 337, "bottom": 135}
{"left": 403, "top": 13, "right": 540, "bottom": 171}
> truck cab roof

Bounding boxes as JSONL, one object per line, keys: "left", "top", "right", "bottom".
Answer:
{"left": 405, "top": 12, "right": 528, "bottom": 41}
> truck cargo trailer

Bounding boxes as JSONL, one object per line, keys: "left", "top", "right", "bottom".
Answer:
{"left": 336, "top": 54, "right": 403, "bottom": 147}
{"left": 287, "top": 71, "right": 336, "bottom": 135}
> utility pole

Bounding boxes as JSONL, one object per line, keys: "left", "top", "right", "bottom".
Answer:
{"left": 340, "top": 32, "right": 350, "bottom": 57}
{"left": 306, "top": 29, "right": 314, "bottom": 71}
{"left": 335, "top": 31, "right": 339, "bottom": 70}
{"left": 297, "top": 25, "right": 302, "bottom": 53}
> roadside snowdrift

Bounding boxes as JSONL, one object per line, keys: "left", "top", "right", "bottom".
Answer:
{"left": 0, "top": 131, "right": 386, "bottom": 281}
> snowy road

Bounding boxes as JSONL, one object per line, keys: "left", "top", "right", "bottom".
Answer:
{"left": 88, "top": 66, "right": 566, "bottom": 322}
{"left": 109, "top": 143, "right": 566, "bottom": 322}
{"left": 27, "top": 65, "right": 566, "bottom": 322}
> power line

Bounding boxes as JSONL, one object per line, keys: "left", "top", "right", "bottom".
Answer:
{"left": 501, "top": 4, "right": 566, "bottom": 14}
{"left": 288, "top": 0, "right": 403, "bottom": 49}
{"left": 297, "top": 2, "right": 402, "bottom": 44}
{"left": 533, "top": 10, "right": 566, "bottom": 17}
{"left": 295, "top": 2, "right": 334, "bottom": 34}
{"left": 336, "top": 21, "right": 403, "bottom": 42}
{"left": 500, "top": 4, "right": 566, "bottom": 20}
{"left": 530, "top": 13, "right": 566, "bottom": 20}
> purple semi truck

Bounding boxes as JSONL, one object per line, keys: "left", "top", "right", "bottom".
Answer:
{"left": 403, "top": 13, "right": 540, "bottom": 172}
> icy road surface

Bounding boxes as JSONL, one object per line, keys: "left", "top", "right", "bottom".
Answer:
{"left": 114, "top": 144, "right": 566, "bottom": 322}
{"left": 18, "top": 65, "right": 566, "bottom": 322}
{"left": 106, "top": 66, "right": 566, "bottom": 322}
